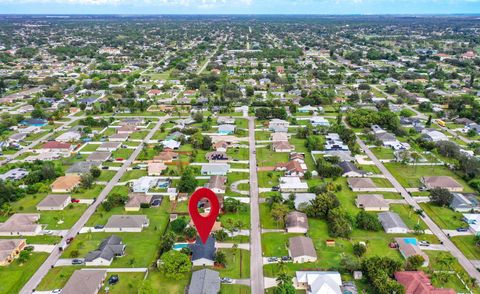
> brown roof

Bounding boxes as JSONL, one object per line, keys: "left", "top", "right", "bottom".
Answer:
{"left": 289, "top": 236, "right": 317, "bottom": 258}
{"left": 0, "top": 214, "right": 40, "bottom": 234}
{"left": 422, "top": 176, "right": 463, "bottom": 190}
{"left": 62, "top": 270, "right": 106, "bottom": 294}
{"left": 356, "top": 194, "right": 389, "bottom": 209}
{"left": 272, "top": 141, "right": 294, "bottom": 151}
{"left": 275, "top": 160, "right": 305, "bottom": 173}
{"left": 37, "top": 194, "right": 70, "bottom": 208}
{"left": 51, "top": 175, "right": 81, "bottom": 191}
{"left": 0, "top": 239, "right": 26, "bottom": 262}
{"left": 347, "top": 178, "right": 377, "bottom": 189}
{"left": 126, "top": 193, "right": 153, "bottom": 209}
{"left": 153, "top": 151, "right": 178, "bottom": 162}
{"left": 206, "top": 176, "right": 227, "bottom": 191}
{"left": 86, "top": 151, "right": 111, "bottom": 162}
{"left": 285, "top": 211, "right": 308, "bottom": 230}
{"left": 214, "top": 141, "right": 228, "bottom": 149}
{"left": 41, "top": 141, "right": 71, "bottom": 149}
{"left": 394, "top": 271, "right": 455, "bottom": 294}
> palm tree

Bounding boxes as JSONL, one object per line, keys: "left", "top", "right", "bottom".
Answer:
{"left": 411, "top": 152, "right": 420, "bottom": 174}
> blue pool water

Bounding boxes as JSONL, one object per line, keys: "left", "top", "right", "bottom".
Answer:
{"left": 173, "top": 243, "right": 188, "bottom": 250}
{"left": 403, "top": 238, "right": 417, "bottom": 245}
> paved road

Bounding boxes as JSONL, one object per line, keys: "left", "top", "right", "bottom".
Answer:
{"left": 247, "top": 116, "right": 264, "bottom": 294}
{"left": 355, "top": 137, "right": 480, "bottom": 284}
{"left": 0, "top": 115, "right": 83, "bottom": 165}
{"left": 21, "top": 115, "right": 169, "bottom": 294}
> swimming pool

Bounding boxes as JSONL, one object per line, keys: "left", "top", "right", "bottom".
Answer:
{"left": 403, "top": 238, "right": 417, "bottom": 245}
{"left": 172, "top": 243, "right": 188, "bottom": 250}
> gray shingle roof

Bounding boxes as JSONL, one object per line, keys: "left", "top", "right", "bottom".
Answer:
{"left": 188, "top": 269, "right": 220, "bottom": 294}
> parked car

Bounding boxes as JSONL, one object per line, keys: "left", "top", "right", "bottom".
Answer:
{"left": 108, "top": 275, "right": 119, "bottom": 285}
{"left": 71, "top": 198, "right": 80, "bottom": 203}
{"left": 281, "top": 256, "right": 291, "bottom": 261}
{"left": 102, "top": 166, "right": 109, "bottom": 170}
{"left": 66, "top": 237, "right": 74, "bottom": 244}
{"left": 116, "top": 157, "right": 124, "bottom": 161}
{"left": 71, "top": 259, "right": 83, "bottom": 265}
{"left": 456, "top": 228, "right": 468, "bottom": 232}
{"left": 418, "top": 241, "right": 430, "bottom": 247}
{"left": 151, "top": 199, "right": 162, "bottom": 207}
{"left": 267, "top": 257, "right": 278, "bottom": 262}
{"left": 51, "top": 289, "right": 61, "bottom": 294}
{"left": 94, "top": 225, "right": 104, "bottom": 230}
{"left": 221, "top": 277, "right": 233, "bottom": 284}
{"left": 132, "top": 166, "right": 140, "bottom": 170}
{"left": 272, "top": 186, "right": 279, "bottom": 191}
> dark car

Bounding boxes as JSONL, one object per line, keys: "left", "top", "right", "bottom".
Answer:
{"left": 272, "top": 186, "right": 280, "bottom": 191}
{"left": 66, "top": 237, "right": 74, "bottom": 244}
{"left": 151, "top": 199, "right": 162, "bottom": 207}
{"left": 456, "top": 228, "right": 468, "bottom": 232}
{"left": 108, "top": 275, "right": 119, "bottom": 285}
{"left": 102, "top": 166, "right": 109, "bottom": 170}
{"left": 71, "top": 259, "right": 83, "bottom": 265}
{"left": 71, "top": 198, "right": 80, "bottom": 203}
{"left": 281, "top": 256, "right": 291, "bottom": 261}
{"left": 94, "top": 225, "right": 104, "bottom": 230}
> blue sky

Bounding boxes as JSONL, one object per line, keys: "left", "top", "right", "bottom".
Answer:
{"left": 1, "top": 0, "right": 480, "bottom": 15}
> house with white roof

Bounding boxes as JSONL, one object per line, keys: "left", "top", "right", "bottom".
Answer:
{"left": 295, "top": 271, "right": 342, "bottom": 294}
{"left": 309, "top": 117, "right": 330, "bottom": 127}
{"left": 279, "top": 177, "right": 309, "bottom": 193}
{"left": 463, "top": 214, "right": 480, "bottom": 236}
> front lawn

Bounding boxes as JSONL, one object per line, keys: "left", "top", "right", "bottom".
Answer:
{"left": 0, "top": 252, "right": 49, "bottom": 294}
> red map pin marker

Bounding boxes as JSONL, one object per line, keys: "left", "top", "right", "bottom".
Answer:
{"left": 188, "top": 188, "right": 220, "bottom": 244}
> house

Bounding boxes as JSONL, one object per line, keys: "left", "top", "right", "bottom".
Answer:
{"left": 271, "top": 132, "right": 289, "bottom": 142}
{"left": 37, "top": 194, "right": 71, "bottom": 211}
{"left": 98, "top": 142, "right": 121, "bottom": 152}
{"left": 421, "top": 176, "right": 463, "bottom": 192}
{"left": 288, "top": 236, "right": 317, "bottom": 263}
{"left": 324, "top": 133, "right": 349, "bottom": 151}
{"left": 217, "top": 117, "right": 235, "bottom": 125}
{"left": 0, "top": 214, "right": 42, "bottom": 236}
{"left": 450, "top": 193, "right": 480, "bottom": 212}
{"left": 51, "top": 175, "right": 81, "bottom": 193}
{"left": 309, "top": 116, "right": 330, "bottom": 127}
{"left": 338, "top": 161, "right": 367, "bottom": 177}
{"left": 206, "top": 151, "right": 229, "bottom": 162}
{"left": 120, "top": 118, "right": 144, "bottom": 126}
{"left": 422, "top": 129, "right": 449, "bottom": 142}
{"left": 132, "top": 177, "right": 159, "bottom": 193}
{"left": 0, "top": 239, "right": 26, "bottom": 266}
{"left": 39, "top": 141, "right": 74, "bottom": 155}
{"left": 109, "top": 133, "right": 129, "bottom": 142}
{"left": 378, "top": 212, "right": 408, "bottom": 234}
{"left": 0, "top": 168, "right": 29, "bottom": 181}
{"left": 84, "top": 235, "right": 126, "bottom": 266}
{"left": 147, "top": 162, "right": 167, "bottom": 176}
{"left": 117, "top": 125, "right": 137, "bottom": 134}
{"left": 272, "top": 141, "right": 295, "bottom": 153}
{"left": 286, "top": 211, "right": 309, "bottom": 233}
{"left": 279, "top": 177, "right": 309, "bottom": 193}
{"left": 161, "top": 139, "right": 181, "bottom": 150}
{"left": 21, "top": 118, "right": 47, "bottom": 127}
{"left": 298, "top": 105, "right": 322, "bottom": 113}
{"left": 214, "top": 141, "right": 228, "bottom": 152}
{"left": 56, "top": 131, "right": 81, "bottom": 143}
{"left": 295, "top": 271, "right": 342, "bottom": 294}
{"left": 205, "top": 176, "right": 227, "bottom": 194}
{"left": 201, "top": 164, "right": 230, "bottom": 176}
{"left": 268, "top": 119, "right": 289, "bottom": 132}
{"left": 394, "top": 271, "right": 455, "bottom": 294}
{"left": 125, "top": 193, "right": 153, "bottom": 212}
{"left": 104, "top": 215, "right": 149, "bottom": 232}
{"left": 275, "top": 160, "right": 308, "bottom": 177}
{"left": 153, "top": 151, "right": 178, "bottom": 163}
{"left": 218, "top": 124, "right": 235, "bottom": 135}
{"left": 8, "top": 133, "right": 27, "bottom": 143}
{"left": 282, "top": 193, "right": 316, "bottom": 210}
{"left": 395, "top": 238, "right": 429, "bottom": 267}
{"left": 87, "top": 151, "right": 111, "bottom": 162}
{"left": 347, "top": 178, "right": 377, "bottom": 192}
{"left": 188, "top": 269, "right": 220, "bottom": 294}
{"left": 462, "top": 214, "right": 480, "bottom": 235}
{"left": 61, "top": 270, "right": 107, "bottom": 294}
{"left": 189, "top": 237, "right": 216, "bottom": 266}
{"left": 355, "top": 194, "right": 389, "bottom": 211}
{"left": 66, "top": 161, "right": 101, "bottom": 176}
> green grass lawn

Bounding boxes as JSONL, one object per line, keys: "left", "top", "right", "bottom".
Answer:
{"left": 72, "top": 184, "right": 104, "bottom": 199}
{"left": 213, "top": 249, "right": 250, "bottom": 279}
{"left": 0, "top": 235, "right": 61, "bottom": 245}
{"left": 99, "top": 272, "right": 146, "bottom": 294}
{"left": 80, "top": 143, "right": 100, "bottom": 152}
{"left": 450, "top": 235, "right": 480, "bottom": 260}
{"left": 385, "top": 163, "right": 473, "bottom": 191}
{"left": 0, "top": 252, "right": 48, "bottom": 294}
{"left": 227, "top": 147, "right": 249, "bottom": 161}
{"left": 256, "top": 148, "right": 289, "bottom": 167}
{"left": 370, "top": 147, "right": 395, "bottom": 160}
{"left": 120, "top": 169, "right": 148, "bottom": 182}
{"left": 130, "top": 131, "right": 149, "bottom": 140}
{"left": 255, "top": 131, "right": 270, "bottom": 141}
{"left": 260, "top": 203, "right": 283, "bottom": 229}
{"left": 97, "top": 170, "right": 117, "bottom": 182}
{"left": 419, "top": 203, "right": 465, "bottom": 230}
{"left": 227, "top": 172, "right": 249, "bottom": 184}
{"left": 112, "top": 148, "right": 134, "bottom": 160}
{"left": 257, "top": 171, "right": 282, "bottom": 188}
{"left": 220, "top": 208, "right": 251, "bottom": 229}
{"left": 220, "top": 284, "right": 251, "bottom": 294}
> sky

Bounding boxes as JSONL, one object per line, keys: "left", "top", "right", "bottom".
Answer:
{"left": 1, "top": 0, "right": 480, "bottom": 15}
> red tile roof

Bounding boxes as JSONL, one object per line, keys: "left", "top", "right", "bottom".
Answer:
{"left": 394, "top": 271, "right": 455, "bottom": 294}
{"left": 41, "top": 141, "right": 71, "bottom": 149}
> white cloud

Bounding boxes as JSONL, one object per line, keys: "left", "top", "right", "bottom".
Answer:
{"left": 0, "top": 0, "right": 254, "bottom": 6}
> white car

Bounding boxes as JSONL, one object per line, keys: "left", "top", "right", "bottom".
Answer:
{"left": 51, "top": 289, "right": 61, "bottom": 294}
